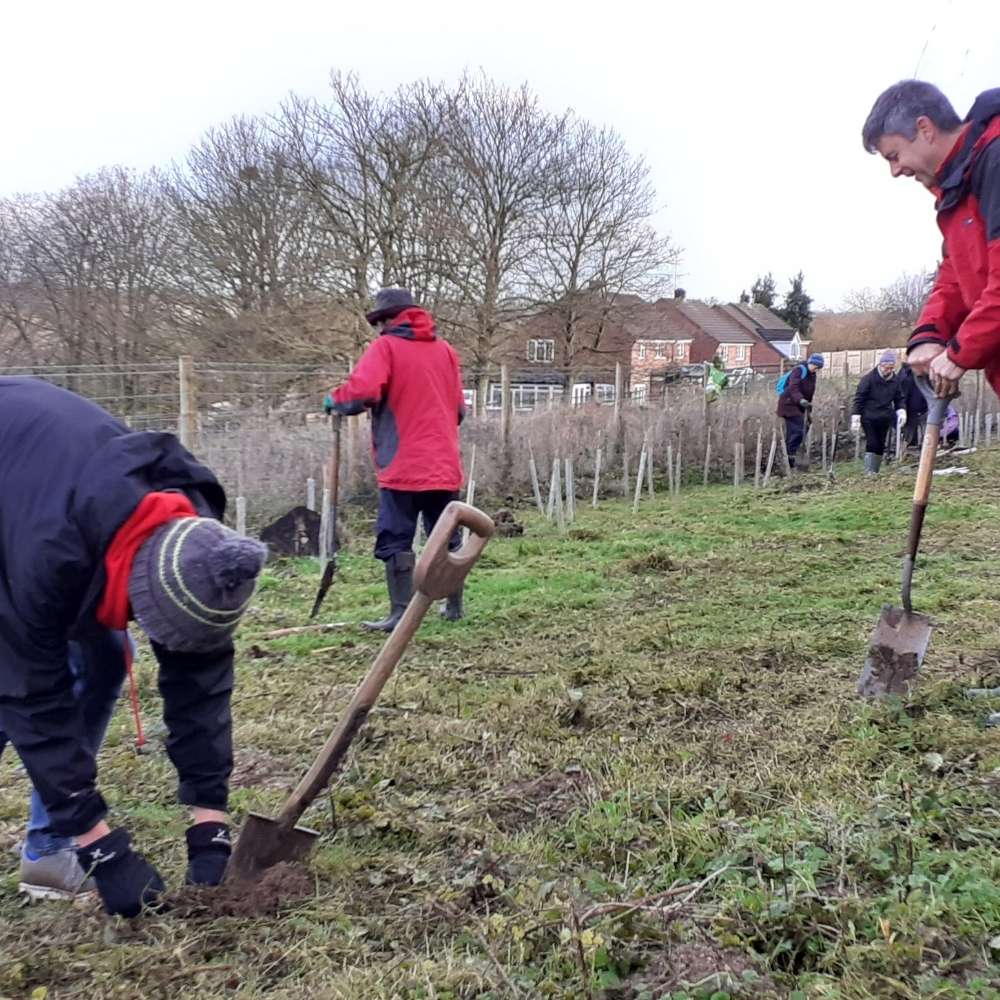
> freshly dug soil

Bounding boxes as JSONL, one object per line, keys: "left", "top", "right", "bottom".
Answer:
{"left": 170, "top": 863, "right": 313, "bottom": 919}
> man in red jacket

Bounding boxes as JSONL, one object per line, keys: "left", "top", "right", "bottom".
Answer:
{"left": 862, "top": 82, "right": 1000, "bottom": 397}
{"left": 326, "top": 289, "right": 466, "bottom": 631}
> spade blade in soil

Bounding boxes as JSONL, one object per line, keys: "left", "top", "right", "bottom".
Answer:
{"left": 227, "top": 812, "right": 320, "bottom": 882}
{"left": 857, "top": 604, "right": 934, "bottom": 699}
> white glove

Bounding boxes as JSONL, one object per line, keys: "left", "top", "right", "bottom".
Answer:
{"left": 896, "top": 409, "right": 907, "bottom": 428}
{"left": 850, "top": 414, "right": 861, "bottom": 432}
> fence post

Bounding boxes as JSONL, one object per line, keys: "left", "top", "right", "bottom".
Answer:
{"left": 306, "top": 477, "right": 316, "bottom": 511}
{"left": 178, "top": 355, "right": 199, "bottom": 452}
{"left": 632, "top": 446, "right": 647, "bottom": 513}
{"left": 703, "top": 426, "right": 712, "bottom": 486}
{"left": 564, "top": 457, "right": 575, "bottom": 523}
{"left": 236, "top": 496, "right": 247, "bottom": 536}
{"left": 319, "top": 486, "right": 331, "bottom": 572}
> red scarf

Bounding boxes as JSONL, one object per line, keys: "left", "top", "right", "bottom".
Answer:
{"left": 96, "top": 492, "right": 198, "bottom": 629}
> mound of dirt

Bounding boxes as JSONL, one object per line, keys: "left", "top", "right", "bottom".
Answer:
{"left": 623, "top": 551, "right": 678, "bottom": 574}
{"left": 485, "top": 769, "right": 592, "bottom": 832}
{"left": 170, "top": 863, "right": 312, "bottom": 919}
{"left": 614, "top": 940, "right": 776, "bottom": 998}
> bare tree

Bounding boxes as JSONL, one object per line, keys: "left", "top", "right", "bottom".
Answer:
{"left": 278, "top": 74, "right": 447, "bottom": 351}
{"left": 524, "top": 120, "right": 678, "bottom": 374}
{"left": 0, "top": 168, "right": 178, "bottom": 368}
{"left": 878, "top": 270, "right": 933, "bottom": 327}
{"left": 165, "top": 115, "right": 346, "bottom": 361}
{"left": 435, "top": 74, "right": 570, "bottom": 380}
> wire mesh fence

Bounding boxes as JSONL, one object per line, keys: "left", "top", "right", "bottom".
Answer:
{"left": 5, "top": 357, "right": 999, "bottom": 536}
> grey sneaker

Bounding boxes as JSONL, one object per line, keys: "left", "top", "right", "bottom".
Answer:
{"left": 18, "top": 849, "right": 95, "bottom": 901}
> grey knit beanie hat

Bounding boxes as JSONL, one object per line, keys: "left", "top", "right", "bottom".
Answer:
{"left": 128, "top": 518, "right": 267, "bottom": 652}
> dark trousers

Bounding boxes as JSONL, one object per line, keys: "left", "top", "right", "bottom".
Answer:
{"left": 374, "top": 489, "right": 461, "bottom": 561}
{"left": 862, "top": 416, "right": 894, "bottom": 457}
{"left": 784, "top": 414, "right": 806, "bottom": 466}
{"left": 904, "top": 412, "right": 926, "bottom": 449}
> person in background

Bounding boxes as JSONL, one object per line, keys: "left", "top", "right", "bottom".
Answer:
{"left": 776, "top": 353, "right": 825, "bottom": 470}
{"left": 897, "top": 361, "right": 929, "bottom": 453}
{"left": 324, "top": 288, "right": 466, "bottom": 632}
{"left": 850, "top": 350, "right": 906, "bottom": 476}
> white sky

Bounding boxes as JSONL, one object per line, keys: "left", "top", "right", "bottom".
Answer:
{"left": 2, "top": 0, "right": 997, "bottom": 309}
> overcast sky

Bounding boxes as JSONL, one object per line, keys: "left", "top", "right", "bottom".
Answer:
{"left": 3, "top": 0, "right": 997, "bottom": 310}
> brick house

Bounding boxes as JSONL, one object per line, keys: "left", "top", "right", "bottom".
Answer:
{"left": 627, "top": 297, "right": 720, "bottom": 402}
{"left": 479, "top": 293, "right": 641, "bottom": 409}
{"left": 721, "top": 303, "right": 809, "bottom": 361}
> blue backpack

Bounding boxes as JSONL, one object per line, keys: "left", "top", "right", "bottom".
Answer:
{"left": 775, "top": 363, "right": 808, "bottom": 396}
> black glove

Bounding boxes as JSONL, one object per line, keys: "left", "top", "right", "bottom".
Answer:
{"left": 76, "top": 828, "right": 165, "bottom": 917}
{"left": 185, "top": 821, "right": 232, "bottom": 886}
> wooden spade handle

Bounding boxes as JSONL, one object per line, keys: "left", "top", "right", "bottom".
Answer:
{"left": 906, "top": 385, "right": 950, "bottom": 558}
{"left": 274, "top": 501, "right": 495, "bottom": 830}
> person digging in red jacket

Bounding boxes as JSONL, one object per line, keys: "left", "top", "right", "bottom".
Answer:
{"left": 862, "top": 81, "right": 1000, "bottom": 397}
{"left": 325, "top": 289, "right": 466, "bottom": 631}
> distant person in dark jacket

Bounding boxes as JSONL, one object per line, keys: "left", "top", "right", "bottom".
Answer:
{"left": 776, "top": 353, "right": 825, "bottom": 469}
{"left": 898, "top": 361, "right": 929, "bottom": 451}
{"left": 325, "top": 288, "right": 466, "bottom": 631}
{"left": 0, "top": 378, "right": 267, "bottom": 915}
{"left": 850, "top": 350, "right": 907, "bottom": 475}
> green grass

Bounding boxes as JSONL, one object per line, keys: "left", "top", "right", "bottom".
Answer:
{"left": 2, "top": 456, "right": 1000, "bottom": 998}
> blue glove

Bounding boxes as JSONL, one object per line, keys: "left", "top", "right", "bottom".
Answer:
{"left": 185, "top": 821, "right": 231, "bottom": 886}
{"left": 323, "top": 393, "right": 335, "bottom": 415}
{"left": 77, "top": 828, "right": 165, "bottom": 917}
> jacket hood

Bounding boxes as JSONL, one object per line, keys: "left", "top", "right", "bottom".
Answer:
{"left": 382, "top": 307, "right": 437, "bottom": 342}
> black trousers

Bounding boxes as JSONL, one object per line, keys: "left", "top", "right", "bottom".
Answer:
{"left": 862, "top": 416, "right": 894, "bottom": 456}
{"left": 374, "top": 489, "right": 461, "bottom": 561}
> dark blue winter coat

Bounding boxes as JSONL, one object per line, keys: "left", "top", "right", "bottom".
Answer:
{"left": 0, "top": 377, "right": 234, "bottom": 835}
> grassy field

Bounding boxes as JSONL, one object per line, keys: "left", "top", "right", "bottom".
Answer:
{"left": 2, "top": 454, "right": 1000, "bottom": 999}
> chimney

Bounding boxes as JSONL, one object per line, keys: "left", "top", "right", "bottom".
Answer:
{"left": 674, "top": 288, "right": 687, "bottom": 300}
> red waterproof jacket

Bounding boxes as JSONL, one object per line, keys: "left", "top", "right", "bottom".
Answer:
{"left": 908, "top": 89, "right": 1000, "bottom": 392}
{"left": 331, "top": 308, "right": 466, "bottom": 491}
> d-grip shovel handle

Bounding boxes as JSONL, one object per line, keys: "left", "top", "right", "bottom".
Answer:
{"left": 273, "top": 501, "right": 495, "bottom": 831}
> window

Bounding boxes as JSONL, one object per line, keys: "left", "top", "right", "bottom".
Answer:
{"left": 462, "top": 388, "right": 476, "bottom": 410}
{"left": 677, "top": 341, "right": 690, "bottom": 362}
{"left": 636, "top": 341, "right": 647, "bottom": 360}
{"left": 571, "top": 383, "right": 592, "bottom": 405}
{"left": 527, "top": 338, "right": 554, "bottom": 363}
{"left": 654, "top": 341, "right": 666, "bottom": 359}
{"left": 632, "top": 383, "right": 648, "bottom": 406}
{"left": 487, "top": 382, "right": 563, "bottom": 410}
{"left": 789, "top": 336, "right": 802, "bottom": 360}
{"left": 595, "top": 383, "right": 616, "bottom": 404}
{"left": 734, "top": 344, "right": 748, "bottom": 363}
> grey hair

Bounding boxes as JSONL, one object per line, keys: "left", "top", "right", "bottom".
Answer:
{"left": 862, "top": 80, "right": 962, "bottom": 152}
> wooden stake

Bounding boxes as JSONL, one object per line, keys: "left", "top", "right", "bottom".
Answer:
{"left": 547, "top": 459, "right": 558, "bottom": 519}
{"left": 554, "top": 458, "right": 566, "bottom": 531}
{"left": 564, "top": 458, "right": 576, "bottom": 523}
{"left": 703, "top": 426, "right": 712, "bottom": 486}
{"left": 592, "top": 446, "right": 602, "bottom": 507}
{"left": 633, "top": 446, "right": 647, "bottom": 513}
{"left": 754, "top": 423, "right": 763, "bottom": 489}
{"left": 762, "top": 429, "right": 777, "bottom": 487}
{"left": 236, "top": 496, "right": 247, "bottom": 536}
{"left": 319, "top": 487, "right": 331, "bottom": 572}
{"left": 666, "top": 443, "right": 675, "bottom": 494}
{"left": 645, "top": 446, "right": 654, "bottom": 498}
{"left": 306, "top": 477, "right": 316, "bottom": 511}
{"left": 528, "top": 444, "right": 545, "bottom": 515}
